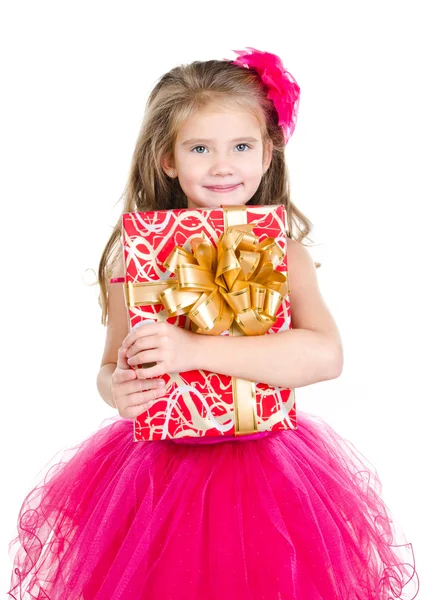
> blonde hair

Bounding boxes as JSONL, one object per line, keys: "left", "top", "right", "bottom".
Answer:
{"left": 97, "top": 59, "right": 319, "bottom": 325}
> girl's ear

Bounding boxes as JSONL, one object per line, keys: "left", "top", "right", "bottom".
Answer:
{"left": 262, "top": 139, "right": 273, "bottom": 173}
{"left": 161, "top": 153, "right": 176, "bottom": 176}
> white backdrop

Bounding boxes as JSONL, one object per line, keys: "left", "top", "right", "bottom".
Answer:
{"left": 1, "top": 0, "right": 425, "bottom": 595}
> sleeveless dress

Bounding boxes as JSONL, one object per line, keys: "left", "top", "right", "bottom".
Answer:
{"left": 7, "top": 411, "right": 419, "bottom": 600}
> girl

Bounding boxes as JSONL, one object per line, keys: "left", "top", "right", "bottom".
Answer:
{"left": 8, "top": 48, "right": 418, "bottom": 599}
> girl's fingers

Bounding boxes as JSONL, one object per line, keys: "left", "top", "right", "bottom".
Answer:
{"left": 113, "top": 366, "right": 137, "bottom": 385}
{"left": 127, "top": 386, "right": 165, "bottom": 404}
{"left": 117, "top": 346, "right": 133, "bottom": 370}
{"left": 113, "top": 376, "right": 165, "bottom": 407}
{"left": 120, "top": 387, "right": 165, "bottom": 419}
{"left": 123, "top": 322, "right": 166, "bottom": 349}
{"left": 128, "top": 349, "right": 162, "bottom": 366}
{"left": 125, "top": 335, "right": 160, "bottom": 357}
{"left": 122, "top": 400, "right": 156, "bottom": 420}
{"left": 114, "top": 376, "right": 164, "bottom": 394}
{"left": 135, "top": 363, "right": 166, "bottom": 380}
{"left": 128, "top": 378, "right": 165, "bottom": 394}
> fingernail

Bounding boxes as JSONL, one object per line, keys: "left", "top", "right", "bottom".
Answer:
{"left": 156, "top": 379, "right": 165, "bottom": 386}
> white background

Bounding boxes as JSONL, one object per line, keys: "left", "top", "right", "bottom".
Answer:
{"left": 1, "top": 0, "right": 424, "bottom": 596}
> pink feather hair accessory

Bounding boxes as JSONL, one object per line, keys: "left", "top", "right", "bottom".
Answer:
{"left": 229, "top": 47, "right": 300, "bottom": 144}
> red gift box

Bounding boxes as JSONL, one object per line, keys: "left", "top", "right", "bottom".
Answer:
{"left": 114, "top": 205, "right": 296, "bottom": 441}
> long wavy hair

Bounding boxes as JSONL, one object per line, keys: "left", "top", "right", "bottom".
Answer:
{"left": 96, "top": 59, "right": 319, "bottom": 325}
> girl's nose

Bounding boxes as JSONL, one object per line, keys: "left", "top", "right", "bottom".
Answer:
{"left": 210, "top": 157, "right": 235, "bottom": 176}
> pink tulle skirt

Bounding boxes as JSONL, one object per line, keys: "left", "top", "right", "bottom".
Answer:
{"left": 8, "top": 412, "right": 418, "bottom": 600}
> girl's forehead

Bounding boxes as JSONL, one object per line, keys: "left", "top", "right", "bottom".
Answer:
{"left": 176, "top": 104, "right": 264, "bottom": 137}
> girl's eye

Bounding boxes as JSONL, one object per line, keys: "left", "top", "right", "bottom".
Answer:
{"left": 191, "top": 146, "right": 207, "bottom": 154}
{"left": 235, "top": 143, "right": 250, "bottom": 151}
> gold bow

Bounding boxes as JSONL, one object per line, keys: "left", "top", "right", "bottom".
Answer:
{"left": 124, "top": 227, "right": 288, "bottom": 337}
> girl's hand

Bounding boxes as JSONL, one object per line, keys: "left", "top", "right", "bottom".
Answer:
{"left": 122, "top": 321, "right": 198, "bottom": 379}
{"left": 111, "top": 344, "right": 166, "bottom": 419}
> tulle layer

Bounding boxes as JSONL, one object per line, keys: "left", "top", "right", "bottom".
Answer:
{"left": 8, "top": 412, "right": 419, "bottom": 600}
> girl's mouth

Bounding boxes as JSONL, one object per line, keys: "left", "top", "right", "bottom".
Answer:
{"left": 204, "top": 184, "right": 241, "bottom": 193}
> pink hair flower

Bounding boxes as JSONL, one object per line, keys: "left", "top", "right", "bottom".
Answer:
{"left": 230, "top": 47, "right": 300, "bottom": 144}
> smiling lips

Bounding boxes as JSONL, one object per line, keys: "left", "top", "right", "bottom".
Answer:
{"left": 204, "top": 183, "right": 241, "bottom": 193}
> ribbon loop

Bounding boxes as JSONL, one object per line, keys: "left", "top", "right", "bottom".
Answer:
{"left": 162, "top": 223, "right": 286, "bottom": 336}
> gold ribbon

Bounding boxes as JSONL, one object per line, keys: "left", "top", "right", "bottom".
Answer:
{"left": 123, "top": 206, "right": 288, "bottom": 435}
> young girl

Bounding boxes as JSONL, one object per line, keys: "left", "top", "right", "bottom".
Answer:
{"left": 8, "top": 48, "right": 419, "bottom": 599}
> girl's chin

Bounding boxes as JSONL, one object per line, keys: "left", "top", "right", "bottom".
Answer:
{"left": 187, "top": 197, "right": 249, "bottom": 209}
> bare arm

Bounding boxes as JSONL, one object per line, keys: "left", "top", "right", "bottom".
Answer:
{"left": 193, "top": 329, "right": 340, "bottom": 389}
{"left": 97, "top": 363, "right": 117, "bottom": 408}
{"left": 96, "top": 259, "right": 130, "bottom": 408}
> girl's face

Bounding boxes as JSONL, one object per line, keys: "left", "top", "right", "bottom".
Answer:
{"left": 164, "top": 104, "right": 272, "bottom": 209}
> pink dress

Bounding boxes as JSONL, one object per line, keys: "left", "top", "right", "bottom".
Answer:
{"left": 8, "top": 409, "right": 418, "bottom": 599}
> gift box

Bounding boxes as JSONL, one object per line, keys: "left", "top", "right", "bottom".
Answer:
{"left": 114, "top": 204, "right": 296, "bottom": 441}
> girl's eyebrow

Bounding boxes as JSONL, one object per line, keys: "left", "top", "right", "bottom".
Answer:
{"left": 181, "top": 136, "right": 260, "bottom": 146}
